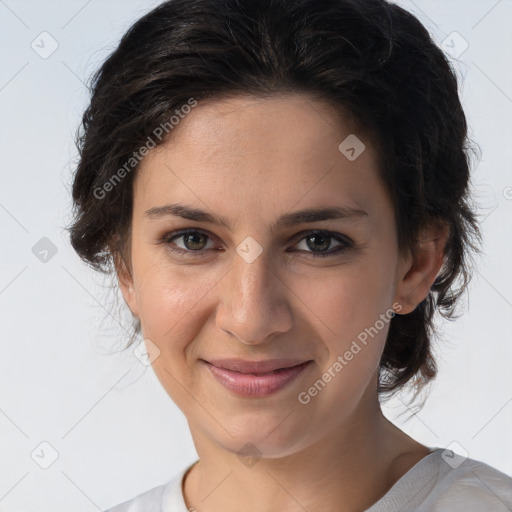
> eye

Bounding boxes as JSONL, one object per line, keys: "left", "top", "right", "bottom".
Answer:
{"left": 161, "top": 230, "right": 215, "bottom": 256}
{"left": 160, "top": 228, "right": 352, "bottom": 259}
{"left": 292, "top": 230, "right": 352, "bottom": 258}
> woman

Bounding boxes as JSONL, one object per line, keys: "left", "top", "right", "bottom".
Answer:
{"left": 68, "top": 0, "right": 512, "bottom": 510}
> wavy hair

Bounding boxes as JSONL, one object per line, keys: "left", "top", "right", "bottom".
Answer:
{"left": 68, "top": 0, "right": 481, "bottom": 404}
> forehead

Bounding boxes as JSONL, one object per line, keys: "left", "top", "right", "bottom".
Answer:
{"left": 157, "top": 93, "right": 367, "bottom": 164}
{"left": 133, "top": 93, "right": 387, "bottom": 223}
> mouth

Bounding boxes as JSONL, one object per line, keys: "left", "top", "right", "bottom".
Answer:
{"left": 200, "top": 358, "right": 313, "bottom": 397}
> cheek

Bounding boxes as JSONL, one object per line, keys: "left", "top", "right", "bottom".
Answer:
{"left": 293, "top": 260, "right": 395, "bottom": 338}
{"left": 133, "top": 263, "right": 218, "bottom": 407}
{"left": 294, "top": 256, "right": 397, "bottom": 393}
{"left": 136, "top": 267, "right": 217, "bottom": 340}
{"left": 292, "top": 269, "right": 395, "bottom": 416}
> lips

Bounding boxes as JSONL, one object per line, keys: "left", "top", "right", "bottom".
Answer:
{"left": 201, "top": 358, "right": 313, "bottom": 397}
{"left": 205, "top": 358, "right": 311, "bottom": 374}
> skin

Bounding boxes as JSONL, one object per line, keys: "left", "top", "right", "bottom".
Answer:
{"left": 117, "top": 93, "right": 449, "bottom": 512}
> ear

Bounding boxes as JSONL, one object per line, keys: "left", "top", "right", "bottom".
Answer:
{"left": 393, "top": 222, "right": 450, "bottom": 314}
{"left": 114, "top": 251, "right": 139, "bottom": 318}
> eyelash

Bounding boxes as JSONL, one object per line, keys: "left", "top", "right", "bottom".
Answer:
{"left": 159, "top": 229, "right": 353, "bottom": 258}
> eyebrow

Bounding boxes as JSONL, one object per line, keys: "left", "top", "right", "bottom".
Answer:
{"left": 145, "top": 203, "right": 368, "bottom": 229}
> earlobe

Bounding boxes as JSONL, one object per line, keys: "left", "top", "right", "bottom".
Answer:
{"left": 393, "top": 222, "right": 450, "bottom": 315}
{"left": 114, "top": 252, "right": 139, "bottom": 318}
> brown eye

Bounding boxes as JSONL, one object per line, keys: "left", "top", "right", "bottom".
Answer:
{"left": 162, "top": 230, "right": 215, "bottom": 256}
{"left": 180, "top": 232, "right": 209, "bottom": 251}
{"left": 305, "top": 233, "right": 331, "bottom": 252}
{"left": 294, "top": 230, "right": 352, "bottom": 258}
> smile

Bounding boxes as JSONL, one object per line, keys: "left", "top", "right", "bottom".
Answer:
{"left": 201, "top": 359, "right": 313, "bottom": 397}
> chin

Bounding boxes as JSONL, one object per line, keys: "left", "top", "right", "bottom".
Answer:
{"left": 201, "top": 411, "right": 316, "bottom": 461}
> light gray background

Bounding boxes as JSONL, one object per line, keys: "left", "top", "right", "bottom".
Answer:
{"left": 0, "top": 0, "right": 511, "bottom": 510}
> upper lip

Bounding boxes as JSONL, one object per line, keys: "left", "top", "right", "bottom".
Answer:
{"left": 204, "top": 358, "right": 311, "bottom": 374}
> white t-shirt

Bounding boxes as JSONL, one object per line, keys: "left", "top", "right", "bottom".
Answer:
{"left": 104, "top": 447, "right": 512, "bottom": 511}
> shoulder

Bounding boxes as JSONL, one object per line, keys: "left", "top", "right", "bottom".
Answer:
{"left": 103, "top": 482, "right": 168, "bottom": 512}
{"left": 102, "top": 460, "right": 197, "bottom": 512}
{"left": 426, "top": 451, "right": 512, "bottom": 511}
{"left": 368, "top": 449, "right": 512, "bottom": 512}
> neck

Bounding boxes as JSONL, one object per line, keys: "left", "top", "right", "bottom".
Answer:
{"left": 183, "top": 393, "right": 430, "bottom": 512}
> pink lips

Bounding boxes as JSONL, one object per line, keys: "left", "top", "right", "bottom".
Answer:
{"left": 202, "top": 358, "right": 312, "bottom": 397}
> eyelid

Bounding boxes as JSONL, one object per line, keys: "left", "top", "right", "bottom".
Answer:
{"left": 160, "top": 228, "right": 353, "bottom": 257}
{"left": 290, "top": 228, "right": 351, "bottom": 245}
{"left": 162, "top": 228, "right": 216, "bottom": 255}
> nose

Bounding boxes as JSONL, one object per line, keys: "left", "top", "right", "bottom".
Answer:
{"left": 216, "top": 251, "right": 293, "bottom": 345}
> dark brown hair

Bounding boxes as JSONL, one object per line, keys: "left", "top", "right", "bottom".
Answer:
{"left": 67, "top": 0, "right": 481, "bottom": 403}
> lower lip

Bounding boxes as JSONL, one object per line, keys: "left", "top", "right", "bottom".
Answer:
{"left": 203, "top": 361, "right": 312, "bottom": 398}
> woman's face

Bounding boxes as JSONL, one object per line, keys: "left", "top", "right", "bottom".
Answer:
{"left": 119, "top": 94, "right": 414, "bottom": 458}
